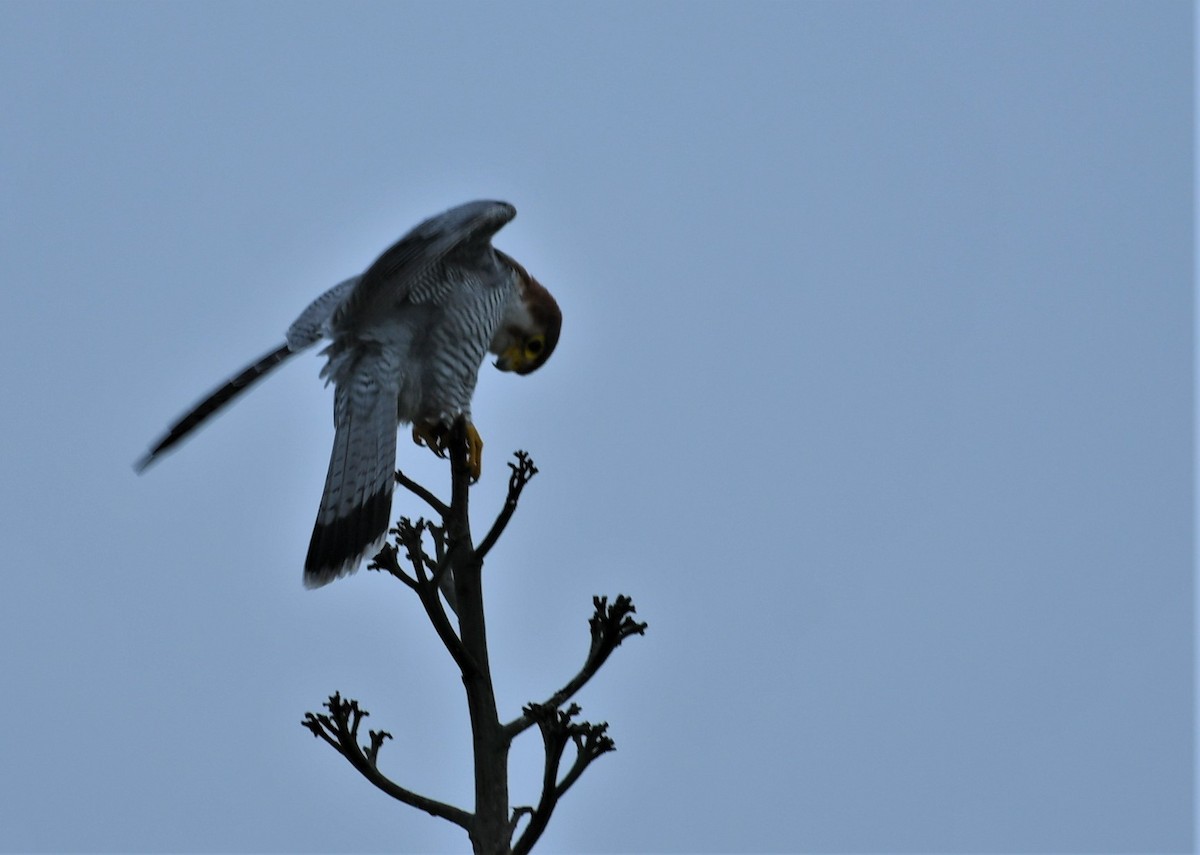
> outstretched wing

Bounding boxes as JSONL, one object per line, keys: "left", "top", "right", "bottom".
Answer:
{"left": 286, "top": 276, "right": 358, "bottom": 349}
{"left": 330, "top": 200, "right": 516, "bottom": 333}
{"left": 138, "top": 200, "right": 528, "bottom": 588}
{"left": 302, "top": 202, "right": 518, "bottom": 585}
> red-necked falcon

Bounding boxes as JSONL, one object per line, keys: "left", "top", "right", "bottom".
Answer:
{"left": 137, "top": 200, "right": 561, "bottom": 588}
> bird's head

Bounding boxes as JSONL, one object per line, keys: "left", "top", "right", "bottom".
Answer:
{"left": 491, "top": 251, "right": 562, "bottom": 375}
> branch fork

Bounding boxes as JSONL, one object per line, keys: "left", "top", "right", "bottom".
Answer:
{"left": 303, "top": 421, "right": 647, "bottom": 853}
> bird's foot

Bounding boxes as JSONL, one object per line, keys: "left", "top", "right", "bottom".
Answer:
{"left": 411, "top": 421, "right": 483, "bottom": 482}
{"left": 412, "top": 423, "right": 448, "bottom": 458}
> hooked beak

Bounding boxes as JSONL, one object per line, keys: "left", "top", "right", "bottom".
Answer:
{"left": 494, "top": 345, "right": 522, "bottom": 373}
{"left": 494, "top": 343, "right": 542, "bottom": 375}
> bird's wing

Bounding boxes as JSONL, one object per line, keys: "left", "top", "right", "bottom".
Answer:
{"left": 331, "top": 200, "right": 516, "bottom": 332}
{"left": 286, "top": 276, "right": 359, "bottom": 349}
{"left": 303, "top": 348, "right": 400, "bottom": 587}
{"left": 302, "top": 202, "right": 518, "bottom": 583}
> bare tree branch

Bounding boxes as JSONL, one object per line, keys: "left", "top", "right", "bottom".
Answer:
{"left": 476, "top": 451, "right": 538, "bottom": 561}
{"left": 305, "top": 422, "right": 647, "bottom": 853}
{"left": 426, "top": 522, "right": 459, "bottom": 613}
{"left": 511, "top": 703, "right": 616, "bottom": 855}
{"left": 508, "top": 805, "right": 535, "bottom": 842}
{"left": 503, "top": 595, "right": 647, "bottom": 741}
{"left": 370, "top": 519, "right": 474, "bottom": 674}
{"left": 368, "top": 542, "right": 417, "bottom": 590}
{"left": 554, "top": 719, "right": 615, "bottom": 798}
{"left": 395, "top": 468, "right": 449, "bottom": 517}
{"left": 302, "top": 693, "right": 472, "bottom": 830}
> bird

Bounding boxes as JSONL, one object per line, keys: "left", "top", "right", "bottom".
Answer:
{"left": 136, "top": 200, "right": 561, "bottom": 588}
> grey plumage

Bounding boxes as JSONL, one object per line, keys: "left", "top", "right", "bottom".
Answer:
{"left": 137, "top": 200, "right": 562, "bottom": 588}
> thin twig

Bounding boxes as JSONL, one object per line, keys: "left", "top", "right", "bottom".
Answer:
{"left": 395, "top": 469, "right": 449, "bottom": 517}
{"left": 396, "top": 519, "right": 474, "bottom": 673}
{"left": 302, "top": 693, "right": 472, "bottom": 830}
{"left": 511, "top": 704, "right": 571, "bottom": 855}
{"left": 508, "top": 805, "right": 535, "bottom": 841}
{"left": 555, "top": 723, "right": 615, "bottom": 797}
{"left": 503, "top": 595, "right": 647, "bottom": 741}
{"left": 369, "top": 542, "right": 417, "bottom": 590}
{"left": 476, "top": 451, "right": 538, "bottom": 561}
{"left": 511, "top": 704, "right": 615, "bottom": 855}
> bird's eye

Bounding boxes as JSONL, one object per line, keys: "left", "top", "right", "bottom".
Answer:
{"left": 525, "top": 337, "right": 544, "bottom": 357}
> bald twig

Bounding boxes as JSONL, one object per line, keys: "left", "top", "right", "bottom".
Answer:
{"left": 369, "top": 542, "right": 417, "bottom": 589}
{"left": 477, "top": 451, "right": 538, "bottom": 561}
{"left": 302, "top": 692, "right": 471, "bottom": 830}
{"left": 511, "top": 703, "right": 616, "bottom": 855}
{"left": 503, "top": 595, "right": 647, "bottom": 740}
{"left": 370, "top": 518, "right": 472, "bottom": 673}
{"left": 395, "top": 469, "right": 449, "bottom": 517}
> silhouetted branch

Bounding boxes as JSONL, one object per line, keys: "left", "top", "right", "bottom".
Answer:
{"left": 503, "top": 595, "right": 647, "bottom": 741}
{"left": 395, "top": 468, "right": 449, "bottom": 517}
{"left": 369, "top": 542, "right": 417, "bottom": 589}
{"left": 370, "top": 519, "right": 472, "bottom": 673}
{"left": 302, "top": 692, "right": 471, "bottom": 830}
{"left": 477, "top": 451, "right": 538, "bottom": 561}
{"left": 508, "top": 805, "right": 535, "bottom": 841}
{"left": 306, "top": 422, "right": 647, "bottom": 853}
{"left": 426, "top": 521, "right": 458, "bottom": 612}
{"left": 555, "top": 718, "right": 615, "bottom": 796}
{"left": 511, "top": 703, "right": 616, "bottom": 855}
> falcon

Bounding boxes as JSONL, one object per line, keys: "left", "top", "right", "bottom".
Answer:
{"left": 137, "top": 200, "right": 561, "bottom": 588}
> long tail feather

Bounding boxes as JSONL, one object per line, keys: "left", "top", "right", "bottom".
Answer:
{"left": 135, "top": 343, "right": 294, "bottom": 472}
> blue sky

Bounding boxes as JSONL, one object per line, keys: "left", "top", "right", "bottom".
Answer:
{"left": 0, "top": 2, "right": 1192, "bottom": 852}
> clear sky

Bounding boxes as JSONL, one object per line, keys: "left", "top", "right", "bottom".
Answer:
{"left": 0, "top": 2, "right": 1192, "bottom": 852}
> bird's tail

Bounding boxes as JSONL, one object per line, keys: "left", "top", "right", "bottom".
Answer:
{"left": 135, "top": 343, "right": 295, "bottom": 472}
{"left": 303, "top": 385, "right": 398, "bottom": 587}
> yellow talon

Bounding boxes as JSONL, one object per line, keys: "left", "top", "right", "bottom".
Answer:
{"left": 411, "top": 423, "right": 447, "bottom": 458}
{"left": 465, "top": 421, "right": 483, "bottom": 483}
{"left": 411, "top": 420, "right": 483, "bottom": 481}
